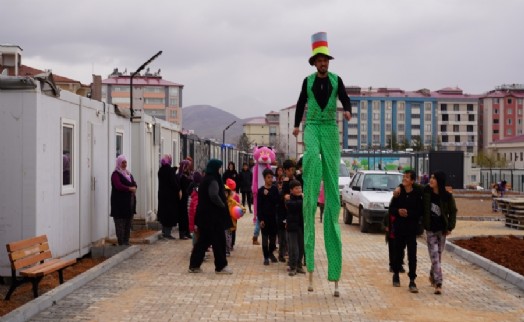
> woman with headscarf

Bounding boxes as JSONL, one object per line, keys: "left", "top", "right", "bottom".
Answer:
{"left": 110, "top": 155, "right": 137, "bottom": 245}
{"left": 178, "top": 160, "right": 193, "bottom": 239}
{"left": 189, "top": 159, "right": 233, "bottom": 274}
{"left": 222, "top": 161, "right": 239, "bottom": 193}
{"left": 423, "top": 170, "right": 457, "bottom": 295}
{"left": 157, "top": 154, "right": 180, "bottom": 240}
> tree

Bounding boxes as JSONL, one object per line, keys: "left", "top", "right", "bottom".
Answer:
{"left": 387, "top": 131, "right": 399, "bottom": 151}
{"left": 411, "top": 135, "right": 424, "bottom": 151}
{"left": 474, "top": 149, "right": 508, "bottom": 168}
{"left": 399, "top": 138, "right": 410, "bottom": 151}
{"left": 237, "top": 133, "right": 253, "bottom": 152}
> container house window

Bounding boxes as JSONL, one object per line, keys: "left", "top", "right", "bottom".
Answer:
{"left": 116, "top": 132, "right": 123, "bottom": 158}
{"left": 61, "top": 119, "right": 76, "bottom": 194}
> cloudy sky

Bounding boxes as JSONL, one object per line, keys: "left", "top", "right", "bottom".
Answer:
{"left": 4, "top": 0, "right": 523, "bottom": 118}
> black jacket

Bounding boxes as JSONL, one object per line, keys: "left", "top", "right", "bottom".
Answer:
{"left": 388, "top": 185, "right": 423, "bottom": 236}
{"left": 238, "top": 169, "right": 253, "bottom": 193}
{"left": 285, "top": 194, "right": 303, "bottom": 232}
{"left": 257, "top": 185, "right": 280, "bottom": 234}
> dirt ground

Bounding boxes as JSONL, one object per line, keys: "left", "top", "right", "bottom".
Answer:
{"left": 454, "top": 235, "right": 524, "bottom": 276}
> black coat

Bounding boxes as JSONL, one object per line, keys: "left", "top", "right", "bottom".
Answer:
{"left": 157, "top": 165, "right": 180, "bottom": 227}
{"left": 195, "top": 174, "right": 231, "bottom": 231}
{"left": 110, "top": 171, "right": 137, "bottom": 219}
{"left": 389, "top": 185, "right": 423, "bottom": 236}
{"left": 285, "top": 194, "right": 303, "bottom": 232}
{"left": 238, "top": 169, "right": 253, "bottom": 193}
{"left": 257, "top": 185, "right": 280, "bottom": 234}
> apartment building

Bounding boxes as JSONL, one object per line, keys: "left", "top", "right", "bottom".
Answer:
{"left": 434, "top": 87, "right": 480, "bottom": 155}
{"left": 102, "top": 68, "right": 183, "bottom": 125}
{"left": 347, "top": 87, "right": 438, "bottom": 150}
{"left": 480, "top": 84, "right": 524, "bottom": 148}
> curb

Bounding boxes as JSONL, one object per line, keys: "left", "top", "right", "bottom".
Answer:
{"left": 446, "top": 236, "right": 524, "bottom": 291}
{"left": 0, "top": 245, "right": 141, "bottom": 322}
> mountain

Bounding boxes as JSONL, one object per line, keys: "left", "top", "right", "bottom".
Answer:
{"left": 182, "top": 105, "right": 254, "bottom": 144}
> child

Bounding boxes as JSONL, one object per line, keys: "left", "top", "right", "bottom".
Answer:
{"left": 226, "top": 179, "right": 244, "bottom": 252}
{"left": 318, "top": 181, "right": 325, "bottom": 223}
{"left": 491, "top": 183, "right": 499, "bottom": 212}
{"left": 285, "top": 180, "right": 305, "bottom": 276}
{"left": 257, "top": 168, "right": 280, "bottom": 265}
{"left": 277, "top": 159, "right": 296, "bottom": 262}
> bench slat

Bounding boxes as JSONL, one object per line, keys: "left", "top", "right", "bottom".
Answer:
{"left": 20, "top": 258, "right": 77, "bottom": 278}
{"left": 9, "top": 243, "right": 50, "bottom": 262}
{"left": 11, "top": 251, "right": 52, "bottom": 270}
{"left": 6, "top": 235, "right": 48, "bottom": 252}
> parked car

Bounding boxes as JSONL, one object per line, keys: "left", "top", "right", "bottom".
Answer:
{"left": 339, "top": 161, "right": 351, "bottom": 204}
{"left": 341, "top": 170, "right": 402, "bottom": 233}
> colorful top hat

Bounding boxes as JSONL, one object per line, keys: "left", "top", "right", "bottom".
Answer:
{"left": 309, "top": 32, "right": 334, "bottom": 65}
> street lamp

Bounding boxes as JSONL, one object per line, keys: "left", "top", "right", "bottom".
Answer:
{"left": 129, "top": 50, "right": 163, "bottom": 120}
{"left": 221, "top": 120, "right": 237, "bottom": 167}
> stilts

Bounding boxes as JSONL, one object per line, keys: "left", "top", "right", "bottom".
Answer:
{"left": 333, "top": 281, "right": 340, "bottom": 297}
{"left": 308, "top": 272, "right": 314, "bottom": 292}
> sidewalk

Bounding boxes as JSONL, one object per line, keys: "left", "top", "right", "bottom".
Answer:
{"left": 29, "top": 211, "right": 524, "bottom": 322}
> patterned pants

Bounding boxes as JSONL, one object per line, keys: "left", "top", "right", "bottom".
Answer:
{"left": 303, "top": 123, "right": 342, "bottom": 281}
{"left": 426, "top": 231, "right": 446, "bottom": 285}
{"left": 113, "top": 217, "right": 132, "bottom": 245}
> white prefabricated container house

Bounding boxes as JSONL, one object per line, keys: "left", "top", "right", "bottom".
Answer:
{"left": 0, "top": 76, "right": 132, "bottom": 276}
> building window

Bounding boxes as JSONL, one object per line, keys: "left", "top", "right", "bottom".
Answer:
{"left": 508, "top": 128, "right": 513, "bottom": 135}
{"left": 360, "top": 113, "right": 367, "bottom": 120}
{"left": 111, "top": 97, "right": 130, "bottom": 104}
{"left": 518, "top": 109, "right": 522, "bottom": 115}
{"left": 372, "top": 135, "right": 380, "bottom": 144}
{"left": 398, "top": 113, "right": 405, "bottom": 121}
{"left": 494, "top": 109, "right": 498, "bottom": 114}
{"left": 144, "top": 86, "right": 163, "bottom": 93}
{"left": 467, "top": 104, "right": 474, "bottom": 112}
{"left": 453, "top": 125, "right": 459, "bottom": 132}
{"left": 440, "top": 125, "right": 447, "bottom": 132}
{"left": 398, "top": 102, "right": 405, "bottom": 111}
{"left": 144, "top": 98, "right": 165, "bottom": 105}
{"left": 116, "top": 131, "right": 123, "bottom": 158}
{"left": 494, "top": 119, "right": 499, "bottom": 124}
{"left": 494, "top": 98, "right": 500, "bottom": 104}
{"left": 361, "top": 135, "right": 367, "bottom": 143}
{"left": 508, "top": 98, "right": 513, "bottom": 104}
{"left": 398, "top": 124, "right": 405, "bottom": 131}
{"left": 518, "top": 98, "right": 523, "bottom": 104}
{"left": 440, "top": 104, "right": 447, "bottom": 111}
{"left": 169, "top": 87, "right": 179, "bottom": 96}
{"left": 442, "top": 114, "right": 449, "bottom": 121}
{"left": 373, "top": 124, "right": 380, "bottom": 131}
{"left": 373, "top": 113, "right": 380, "bottom": 120}
{"left": 386, "top": 124, "right": 392, "bottom": 131}
{"left": 360, "top": 101, "right": 367, "bottom": 109}
{"left": 169, "top": 98, "right": 179, "bottom": 106}
{"left": 412, "top": 114, "right": 420, "bottom": 119}
{"left": 468, "top": 115, "right": 475, "bottom": 122}
{"left": 425, "top": 135, "right": 432, "bottom": 143}
{"left": 455, "top": 135, "right": 460, "bottom": 143}
{"left": 467, "top": 125, "right": 473, "bottom": 132}
{"left": 412, "top": 125, "right": 420, "bottom": 130}
{"left": 494, "top": 130, "right": 499, "bottom": 134}
{"left": 455, "top": 115, "right": 461, "bottom": 122}
{"left": 61, "top": 118, "right": 76, "bottom": 194}
{"left": 425, "top": 102, "right": 432, "bottom": 111}
{"left": 453, "top": 104, "right": 460, "bottom": 111}
{"left": 508, "top": 119, "right": 512, "bottom": 125}
{"left": 442, "top": 135, "right": 448, "bottom": 142}
{"left": 385, "top": 113, "right": 391, "bottom": 120}
{"left": 361, "top": 123, "right": 367, "bottom": 131}
{"left": 508, "top": 108, "right": 513, "bottom": 115}
{"left": 424, "top": 114, "right": 431, "bottom": 121}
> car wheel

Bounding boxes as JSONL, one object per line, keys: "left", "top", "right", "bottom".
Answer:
{"left": 343, "top": 206, "right": 353, "bottom": 225}
{"left": 359, "top": 208, "right": 369, "bottom": 233}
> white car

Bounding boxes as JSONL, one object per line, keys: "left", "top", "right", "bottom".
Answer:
{"left": 338, "top": 161, "right": 351, "bottom": 204}
{"left": 341, "top": 170, "right": 402, "bottom": 233}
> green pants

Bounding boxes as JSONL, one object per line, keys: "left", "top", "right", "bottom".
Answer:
{"left": 303, "top": 123, "right": 342, "bottom": 281}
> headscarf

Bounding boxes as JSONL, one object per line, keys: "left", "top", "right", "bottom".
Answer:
{"left": 205, "top": 159, "right": 223, "bottom": 185}
{"left": 192, "top": 171, "right": 203, "bottom": 185}
{"left": 178, "top": 160, "right": 191, "bottom": 178}
{"left": 160, "top": 154, "right": 172, "bottom": 166}
{"left": 432, "top": 170, "right": 450, "bottom": 201}
{"left": 115, "top": 155, "right": 132, "bottom": 182}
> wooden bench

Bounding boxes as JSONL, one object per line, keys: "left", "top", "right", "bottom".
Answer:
{"left": 4, "top": 235, "right": 77, "bottom": 300}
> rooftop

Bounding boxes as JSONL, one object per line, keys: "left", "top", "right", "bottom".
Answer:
{"left": 492, "top": 135, "right": 524, "bottom": 144}
{"left": 102, "top": 75, "right": 183, "bottom": 87}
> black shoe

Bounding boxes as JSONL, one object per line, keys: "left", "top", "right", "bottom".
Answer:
{"left": 409, "top": 280, "right": 418, "bottom": 293}
{"left": 263, "top": 258, "right": 270, "bottom": 265}
{"left": 163, "top": 235, "right": 176, "bottom": 240}
{"left": 399, "top": 267, "right": 406, "bottom": 273}
{"left": 392, "top": 274, "right": 400, "bottom": 287}
{"left": 269, "top": 254, "right": 278, "bottom": 263}
{"left": 389, "top": 267, "right": 393, "bottom": 273}
{"left": 278, "top": 256, "right": 286, "bottom": 262}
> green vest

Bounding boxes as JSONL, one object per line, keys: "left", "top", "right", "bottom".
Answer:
{"left": 305, "top": 71, "right": 339, "bottom": 125}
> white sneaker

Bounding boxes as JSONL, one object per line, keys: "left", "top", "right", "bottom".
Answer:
{"left": 215, "top": 266, "right": 233, "bottom": 274}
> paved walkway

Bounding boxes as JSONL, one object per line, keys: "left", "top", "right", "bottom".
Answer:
{"left": 31, "top": 211, "right": 524, "bottom": 322}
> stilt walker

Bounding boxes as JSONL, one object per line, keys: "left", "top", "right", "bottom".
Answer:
{"left": 293, "top": 32, "right": 353, "bottom": 297}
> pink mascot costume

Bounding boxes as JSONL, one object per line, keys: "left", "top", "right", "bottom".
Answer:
{"left": 251, "top": 146, "right": 276, "bottom": 244}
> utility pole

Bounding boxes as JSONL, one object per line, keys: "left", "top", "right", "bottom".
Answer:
{"left": 129, "top": 51, "right": 163, "bottom": 120}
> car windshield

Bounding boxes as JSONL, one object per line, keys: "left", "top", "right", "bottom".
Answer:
{"left": 339, "top": 163, "right": 350, "bottom": 177}
{"left": 361, "top": 174, "right": 402, "bottom": 191}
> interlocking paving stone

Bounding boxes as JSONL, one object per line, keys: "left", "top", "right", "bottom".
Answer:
{"left": 28, "top": 211, "right": 524, "bottom": 322}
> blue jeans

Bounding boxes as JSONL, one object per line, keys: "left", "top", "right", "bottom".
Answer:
{"left": 253, "top": 218, "right": 260, "bottom": 238}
